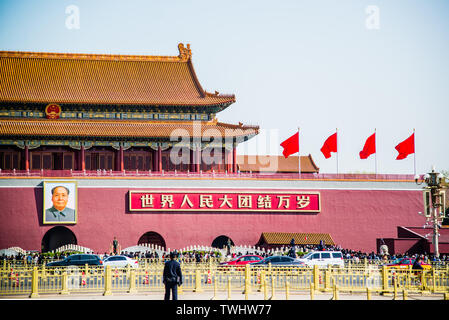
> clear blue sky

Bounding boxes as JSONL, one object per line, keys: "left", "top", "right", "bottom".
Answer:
{"left": 1, "top": 0, "right": 448, "bottom": 174}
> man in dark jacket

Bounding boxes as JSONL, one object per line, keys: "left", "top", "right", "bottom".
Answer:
{"left": 289, "top": 238, "right": 296, "bottom": 258}
{"left": 412, "top": 255, "right": 425, "bottom": 288}
{"left": 412, "top": 256, "right": 424, "bottom": 270}
{"left": 163, "top": 252, "right": 183, "bottom": 300}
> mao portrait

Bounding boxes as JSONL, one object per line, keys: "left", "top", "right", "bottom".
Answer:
{"left": 43, "top": 181, "right": 77, "bottom": 224}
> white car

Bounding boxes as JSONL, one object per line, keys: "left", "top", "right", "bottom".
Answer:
{"left": 297, "top": 251, "right": 345, "bottom": 267}
{"left": 103, "top": 255, "right": 139, "bottom": 268}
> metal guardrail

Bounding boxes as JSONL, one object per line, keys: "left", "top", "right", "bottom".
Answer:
{"left": 1, "top": 262, "right": 448, "bottom": 299}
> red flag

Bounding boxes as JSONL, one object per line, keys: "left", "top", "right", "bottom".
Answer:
{"left": 359, "top": 133, "right": 376, "bottom": 159}
{"left": 320, "top": 132, "right": 337, "bottom": 159}
{"left": 280, "top": 132, "right": 299, "bottom": 158}
{"left": 395, "top": 133, "right": 415, "bottom": 160}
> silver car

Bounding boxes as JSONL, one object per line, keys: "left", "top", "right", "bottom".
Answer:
{"left": 103, "top": 255, "right": 139, "bottom": 268}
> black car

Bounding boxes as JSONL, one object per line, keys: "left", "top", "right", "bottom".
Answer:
{"left": 46, "top": 254, "right": 103, "bottom": 267}
{"left": 251, "top": 255, "right": 304, "bottom": 267}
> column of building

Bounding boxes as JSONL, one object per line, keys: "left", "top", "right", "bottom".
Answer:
{"left": 68, "top": 139, "right": 238, "bottom": 173}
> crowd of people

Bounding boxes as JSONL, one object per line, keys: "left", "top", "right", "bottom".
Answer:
{"left": 1, "top": 243, "right": 448, "bottom": 265}
{"left": 290, "top": 244, "right": 449, "bottom": 264}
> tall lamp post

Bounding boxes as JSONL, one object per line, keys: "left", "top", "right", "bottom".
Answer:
{"left": 415, "top": 166, "right": 446, "bottom": 259}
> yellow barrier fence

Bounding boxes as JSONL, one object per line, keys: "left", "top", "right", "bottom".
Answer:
{"left": 1, "top": 263, "right": 448, "bottom": 298}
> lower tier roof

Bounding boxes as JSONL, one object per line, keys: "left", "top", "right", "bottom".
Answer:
{"left": 0, "top": 118, "right": 258, "bottom": 140}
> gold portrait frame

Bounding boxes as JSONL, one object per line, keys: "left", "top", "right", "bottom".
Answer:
{"left": 129, "top": 189, "right": 321, "bottom": 213}
{"left": 43, "top": 181, "right": 78, "bottom": 224}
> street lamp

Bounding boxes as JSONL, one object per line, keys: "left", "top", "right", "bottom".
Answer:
{"left": 415, "top": 166, "right": 446, "bottom": 259}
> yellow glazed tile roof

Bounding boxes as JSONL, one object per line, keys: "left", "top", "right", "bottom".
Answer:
{"left": 0, "top": 44, "right": 235, "bottom": 107}
{"left": 260, "top": 232, "right": 335, "bottom": 245}
{"left": 237, "top": 155, "right": 320, "bottom": 173}
{"left": 0, "top": 118, "right": 258, "bottom": 139}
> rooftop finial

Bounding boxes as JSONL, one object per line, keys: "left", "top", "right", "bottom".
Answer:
{"left": 178, "top": 43, "right": 192, "bottom": 61}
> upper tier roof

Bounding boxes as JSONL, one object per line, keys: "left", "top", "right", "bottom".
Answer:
{"left": 0, "top": 44, "right": 235, "bottom": 108}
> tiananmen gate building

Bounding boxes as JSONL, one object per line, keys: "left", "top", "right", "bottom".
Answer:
{"left": 0, "top": 44, "right": 447, "bottom": 255}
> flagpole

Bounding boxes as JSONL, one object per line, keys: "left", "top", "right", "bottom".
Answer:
{"left": 374, "top": 128, "right": 377, "bottom": 176}
{"left": 336, "top": 128, "right": 339, "bottom": 175}
{"left": 413, "top": 128, "right": 416, "bottom": 176}
{"left": 298, "top": 127, "right": 301, "bottom": 178}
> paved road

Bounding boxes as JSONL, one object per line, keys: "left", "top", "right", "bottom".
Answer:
{"left": 1, "top": 290, "right": 446, "bottom": 300}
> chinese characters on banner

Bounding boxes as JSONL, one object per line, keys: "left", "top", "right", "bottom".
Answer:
{"left": 129, "top": 190, "right": 320, "bottom": 213}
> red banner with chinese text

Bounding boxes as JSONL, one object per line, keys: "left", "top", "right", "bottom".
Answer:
{"left": 129, "top": 190, "right": 320, "bottom": 212}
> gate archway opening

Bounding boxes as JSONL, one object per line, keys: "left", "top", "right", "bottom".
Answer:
{"left": 211, "top": 235, "right": 234, "bottom": 249}
{"left": 41, "top": 226, "right": 77, "bottom": 252}
{"left": 138, "top": 231, "right": 166, "bottom": 250}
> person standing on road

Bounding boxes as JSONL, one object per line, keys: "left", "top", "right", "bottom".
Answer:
{"left": 163, "top": 252, "right": 183, "bottom": 300}
{"left": 412, "top": 255, "right": 425, "bottom": 288}
{"left": 413, "top": 255, "right": 424, "bottom": 270}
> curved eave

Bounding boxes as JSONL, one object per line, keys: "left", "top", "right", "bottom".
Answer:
{"left": 0, "top": 44, "right": 236, "bottom": 110}
{"left": 0, "top": 118, "right": 258, "bottom": 141}
{"left": 306, "top": 153, "right": 320, "bottom": 173}
{"left": 0, "top": 98, "right": 236, "bottom": 108}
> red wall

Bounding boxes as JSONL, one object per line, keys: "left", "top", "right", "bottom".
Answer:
{"left": 0, "top": 187, "right": 425, "bottom": 254}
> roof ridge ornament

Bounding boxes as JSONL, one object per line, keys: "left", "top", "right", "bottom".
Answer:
{"left": 178, "top": 43, "right": 192, "bottom": 61}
